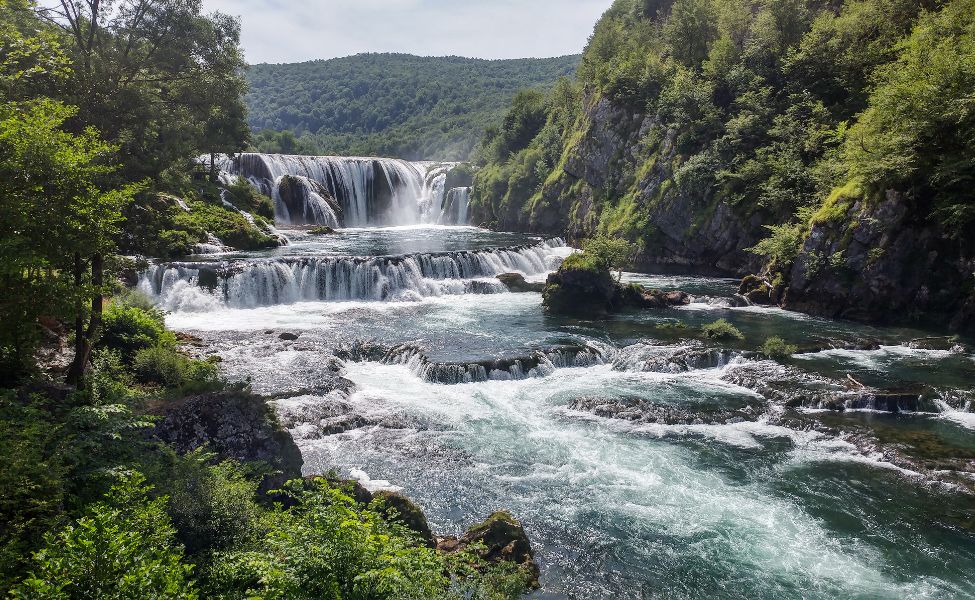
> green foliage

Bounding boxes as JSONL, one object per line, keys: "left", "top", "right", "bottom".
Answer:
{"left": 702, "top": 318, "right": 744, "bottom": 341}
{"left": 759, "top": 336, "right": 798, "bottom": 359}
{"left": 150, "top": 450, "right": 265, "bottom": 557}
{"left": 475, "top": 0, "right": 974, "bottom": 279}
{"left": 0, "top": 393, "right": 65, "bottom": 591}
{"left": 132, "top": 345, "right": 222, "bottom": 394}
{"left": 120, "top": 189, "right": 278, "bottom": 258}
{"left": 246, "top": 53, "right": 580, "bottom": 160}
{"left": 11, "top": 474, "right": 197, "bottom": 599}
{"left": 100, "top": 304, "right": 169, "bottom": 363}
{"left": 841, "top": 0, "right": 975, "bottom": 237}
{"left": 0, "top": 97, "right": 136, "bottom": 384}
{"left": 201, "top": 479, "right": 530, "bottom": 600}
{"left": 49, "top": 0, "right": 249, "bottom": 182}
{"left": 582, "top": 235, "right": 637, "bottom": 280}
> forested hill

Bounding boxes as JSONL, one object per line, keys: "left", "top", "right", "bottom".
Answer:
{"left": 245, "top": 53, "right": 581, "bottom": 160}
{"left": 472, "top": 0, "right": 975, "bottom": 331}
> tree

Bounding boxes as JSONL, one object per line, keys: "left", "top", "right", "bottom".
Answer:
{"left": 38, "top": 0, "right": 249, "bottom": 181}
{"left": 0, "top": 2, "right": 137, "bottom": 385}
{"left": 582, "top": 235, "right": 636, "bottom": 282}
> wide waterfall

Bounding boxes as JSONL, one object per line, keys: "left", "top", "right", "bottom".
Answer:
{"left": 140, "top": 239, "right": 566, "bottom": 310}
{"left": 214, "top": 153, "right": 455, "bottom": 227}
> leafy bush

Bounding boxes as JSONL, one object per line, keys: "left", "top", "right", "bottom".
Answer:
{"left": 201, "top": 479, "right": 531, "bottom": 599}
{"left": 0, "top": 396, "right": 66, "bottom": 592}
{"left": 132, "top": 345, "right": 221, "bottom": 393}
{"left": 100, "top": 303, "right": 169, "bottom": 363}
{"left": 582, "top": 235, "right": 637, "bottom": 281}
{"left": 11, "top": 474, "right": 197, "bottom": 599}
{"left": 151, "top": 450, "right": 265, "bottom": 557}
{"left": 702, "top": 318, "right": 744, "bottom": 341}
{"left": 760, "top": 336, "right": 798, "bottom": 359}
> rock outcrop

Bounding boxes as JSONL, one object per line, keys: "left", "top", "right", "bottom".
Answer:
{"left": 153, "top": 390, "right": 303, "bottom": 489}
{"left": 783, "top": 191, "right": 975, "bottom": 332}
{"left": 438, "top": 511, "right": 540, "bottom": 589}
{"left": 497, "top": 272, "right": 545, "bottom": 293}
{"left": 542, "top": 261, "right": 689, "bottom": 316}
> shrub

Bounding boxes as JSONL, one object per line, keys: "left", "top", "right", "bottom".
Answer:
{"left": 100, "top": 303, "right": 169, "bottom": 363}
{"left": 582, "top": 235, "right": 637, "bottom": 281}
{"left": 10, "top": 474, "right": 197, "bottom": 599}
{"left": 201, "top": 479, "right": 531, "bottom": 599}
{"left": 702, "top": 318, "right": 744, "bottom": 341}
{"left": 759, "top": 336, "right": 798, "bottom": 359}
{"left": 132, "top": 344, "right": 221, "bottom": 392}
{"left": 151, "top": 450, "right": 265, "bottom": 557}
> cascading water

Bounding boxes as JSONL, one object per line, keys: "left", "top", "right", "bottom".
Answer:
{"left": 139, "top": 239, "right": 566, "bottom": 310}
{"left": 439, "top": 187, "right": 472, "bottom": 225}
{"left": 145, "top": 222, "right": 975, "bottom": 598}
{"left": 213, "top": 153, "right": 455, "bottom": 227}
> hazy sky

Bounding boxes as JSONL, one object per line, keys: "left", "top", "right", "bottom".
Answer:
{"left": 201, "top": 0, "right": 613, "bottom": 64}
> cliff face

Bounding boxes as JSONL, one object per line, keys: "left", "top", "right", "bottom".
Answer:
{"left": 474, "top": 95, "right": 767, "bottom": 276}
{"left": 785, "top": 192, "right": 975, "bottom": 332}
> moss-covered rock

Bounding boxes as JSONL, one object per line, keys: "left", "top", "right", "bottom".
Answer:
{"left": 438, "top": 510, "right": 540, "bottom": 589}
{"left": 371, "top": 491, "right": 435, "bottom": 548}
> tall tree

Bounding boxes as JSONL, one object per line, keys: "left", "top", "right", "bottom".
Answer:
{"left": 0, "top": 0, "right": 136, "bottom": 385}
{"left": 39, "top": 0, "right": 249, "bottom": 182}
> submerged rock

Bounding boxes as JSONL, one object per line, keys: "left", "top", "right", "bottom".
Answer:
{"left": 278, "top": 332, "right": 300, "bottom": 341}
{"left": 497, "top": 272, "right": 545, "bottom": 293}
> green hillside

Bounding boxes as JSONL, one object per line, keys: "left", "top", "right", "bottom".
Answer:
{"left": 245, "top": 53, "right": 581, "bottom": 160}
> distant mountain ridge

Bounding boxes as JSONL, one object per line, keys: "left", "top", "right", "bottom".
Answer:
{"left": 245, "top": 53, "right": 581, "bottom": 161}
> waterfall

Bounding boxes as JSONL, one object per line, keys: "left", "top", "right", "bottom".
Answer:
{"left": 213, "top": 153, "right": 453, "bottom": 227}
{"left": 439, "top": 187, "right": 472, "bottom": 225}
{"left": 139, "top": 242, "right": 562, "bottom": 310}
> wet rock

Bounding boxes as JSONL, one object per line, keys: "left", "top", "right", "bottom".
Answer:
{"left": 152, "top": 390, "right": 303, "bottom": 491}
{"left": 497, "top": 272, "right": 545, "bottom": 293}
{"left": 619, "top": 286, "right": 690, "bottom": 309}
{"left": 738, "top": 274, "right": 774, "bottom": 305}
{"left": 279, "top": 332, "right": 300, "bottom": 341}
{"left": 439, "top": 511, "right": 539, "bottom": 589}
{"left": 372, "top": 491, "right": 436, "bottom": 547}
{"left": 907, "top": 336, "right": 962, "bottom": 352}
{"left": 309, "top": 226, "right": 336, "bottom": 235}
{"left": 543, "top": 263, "right": 618, "bottom": 316}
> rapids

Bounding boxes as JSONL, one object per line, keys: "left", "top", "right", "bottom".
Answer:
{"left": 144, "top": 225, "right": 975, "bottom": 598}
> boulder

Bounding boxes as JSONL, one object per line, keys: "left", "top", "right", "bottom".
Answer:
{"left": 738, "top": 274, "right": 774, "bottom": 305}
{"left": 279, "top": 332, "right": 300, "bottom": 341}
{"left": 152, "top": 391, "right": 303, "bottom": 491}
{"left": 497, "top": 272, "right": 545, "bottom": 293}
{"left": 542, "top": 264, "right": 619, "bottom": 316}
{"left": 619, "top": 286, "right": 690, "bottom": 309}
{"left": 438, "top": 511, "right": 539, "bottom": 589}
{"left": 372, "top": 491, "right": 436, "bottom": 547}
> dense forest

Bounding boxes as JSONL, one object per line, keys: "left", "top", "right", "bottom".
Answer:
{"left": 245, "top": 53, "right": 580, "bottom": 160}
{"left": 0, "top": 1, "right": 535, "bottom": 597}
{"left": 471, "top": 0, "right": 975, "bottom": 330}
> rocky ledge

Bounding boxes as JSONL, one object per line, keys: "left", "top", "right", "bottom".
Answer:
{"left": 151, "top": 390, "right": 304, "bottom": 490}
{"left": 543, "top": 262, "right": 688, "bottom": 315}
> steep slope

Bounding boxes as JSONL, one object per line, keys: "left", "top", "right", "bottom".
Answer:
{"left": 470, "top": 0, "right": 975, "bottom": 331}
{"left": 245, "top": 53, "right": 580, "bottom": 161}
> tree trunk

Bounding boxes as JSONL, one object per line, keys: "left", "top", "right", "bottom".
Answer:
{"left": 67, "top": 253, "right": 104, "bottom": 388}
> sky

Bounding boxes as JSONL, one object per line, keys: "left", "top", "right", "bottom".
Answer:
{"left": 200, "top": 0, "right": 614, "bottom": 65}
